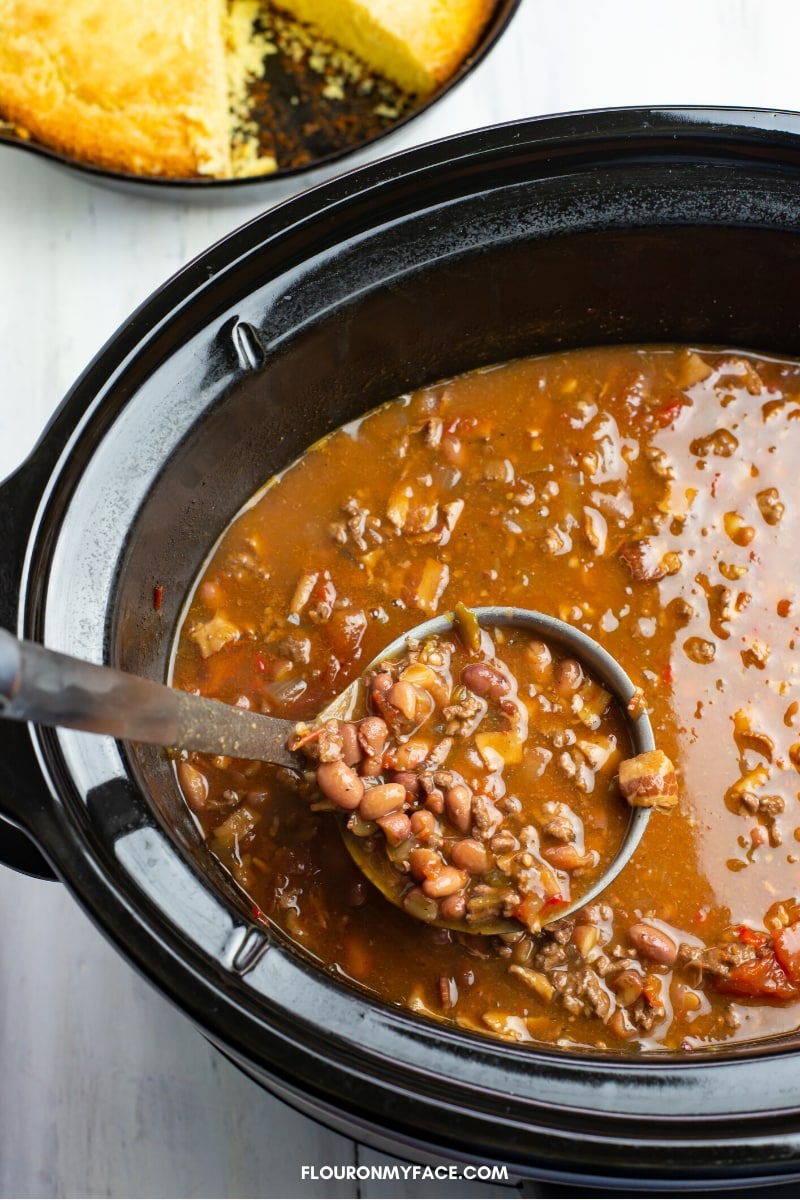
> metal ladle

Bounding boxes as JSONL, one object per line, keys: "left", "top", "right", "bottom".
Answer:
{"left": 0, "top": 608, "right": 654, "bottom": 933}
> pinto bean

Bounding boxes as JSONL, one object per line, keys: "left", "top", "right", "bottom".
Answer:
{"left": 490, "top": 830, "right": 519, "bottom": 855}
{"left": 450, "top": 838, "right": 492, "bottom": 875}
{"left": 610, "top": 969, "right": 644, "bottom": 1007}
{"left": 338, "top": 722, "right": 362, "bottom": 766}
{"left": 359, "top": 782, "right": 407, "bottom": 821}
{"left": 316, "top": 760, "right": 365, "bottom": 810}
{"left": 197, "top": 579, "right": 226, "bottom": 609}
{"left": 461, "top": 662, "right": 510, "bottom": 700}
{"left": 445, "top": 783, "right": 473, "bottom": 833}
{"left": 393, "top": 740, "right": 430, "bottom": 771}
{"left": 554, "top": 657, "right": 584, "bottom": 695}
{"left": 370, "top": 671, "right": 393, "bottom": 702}
{"left": 358, "top": 716, "right": 389, "bottom": 755}
{"left": 425, "top": 788, "right": 445, "bottom": 815}
{"left": 422, "top": 866, "right": 470, "bottom": 898}
{"left": 358, "top": 757, "right": 382, "bottom": 778}
{"left": 388, "top": 679, "right": 420, "bottom": 721}
{"left": 408, "top": 847, "right": 442, "bottom": 881}
{"left": 543, "top": 844, "right": 597, "bottom": 871}
{"left": 438, "top": 892, "right": 468, "bottom": 922}
{"left": 391, "top": 770, "right": 421, "bottom": 797}
{"left": 627, "top": 922, "right": 677, "bottom": 966}
{"left": 355, "top": 715, "right": 390, "bottom": 776}
{"left": 178, "top": 761, "right": 210, "bottom": 809}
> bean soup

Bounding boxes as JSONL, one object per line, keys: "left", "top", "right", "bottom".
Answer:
{"left": 172, "top": 345, "right": 800, "bottom": 1052}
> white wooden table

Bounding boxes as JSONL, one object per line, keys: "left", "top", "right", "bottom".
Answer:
{"left": 4, "top": 3, "right": 800, "bottom": 1196}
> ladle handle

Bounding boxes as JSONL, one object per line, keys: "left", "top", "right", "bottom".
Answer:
{"left": 0, "top": 628, "right": 300, "bottom": 766}
{"left": 0, "top": 628, "right": 185, "bottom": 743}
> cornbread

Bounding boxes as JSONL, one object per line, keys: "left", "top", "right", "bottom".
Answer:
{"left": 273, "top": 0, "right": 496, "bottom": 95}
{"left": 0, "top": 0, "right": 496, "bottom": 178}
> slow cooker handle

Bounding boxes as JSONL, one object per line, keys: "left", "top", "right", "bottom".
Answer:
{"left": 0, "top": 457, "right": 59, "bottom": 881}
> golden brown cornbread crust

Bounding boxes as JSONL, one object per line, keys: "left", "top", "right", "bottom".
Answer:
{"left": 0, "top": 0, "right": 497, "bottom": 178}
{"left": 0, "top": 0, "right": 232, "bottom": 177}
{"left": 272, "top": 0, "right": 496, "bottom": 95}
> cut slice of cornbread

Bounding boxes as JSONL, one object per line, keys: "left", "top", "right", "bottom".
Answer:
{"left": 272, "top": 0, "right": 496, "bottom": 94}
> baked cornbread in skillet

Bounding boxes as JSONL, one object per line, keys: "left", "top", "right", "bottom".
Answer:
{"left": 0, "top": 0, "right": 496, "bottom": 178}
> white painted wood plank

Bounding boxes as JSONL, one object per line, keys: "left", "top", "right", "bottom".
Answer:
{"left": 0, "top": 870, "right": 356, "bottom": 1199}
{"left": 2, "top": 4, "right": 800, "bottom": 1196}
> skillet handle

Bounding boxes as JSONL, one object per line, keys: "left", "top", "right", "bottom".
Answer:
{"left": 0, "top": 458, "right": 58, "bottom": 880}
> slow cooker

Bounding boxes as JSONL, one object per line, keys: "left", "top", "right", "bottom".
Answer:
{"left": 4, "top": 108, "right": 800, "bottom": 1189}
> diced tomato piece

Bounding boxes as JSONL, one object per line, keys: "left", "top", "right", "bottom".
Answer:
{"left": 735, "top": 924, "right": 770, "bottom": 949}
{"left": 642, "top": 974, "right": 663, "bottom": 1006}
{"left": 514, "top": 893, "right": 545, "bottom": 931}
{"left": 654, "top": 398, "right": 685, "bottom": 428}
{"left": 716, "top": 954, "right": 800, "bottom": 1001}
{"left": 773, "top": 922, "right": 800, "bottom": 984}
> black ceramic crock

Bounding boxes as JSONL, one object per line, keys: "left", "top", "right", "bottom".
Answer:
{"left": 5, "top": 108, "right": 800, "bottom": 1190}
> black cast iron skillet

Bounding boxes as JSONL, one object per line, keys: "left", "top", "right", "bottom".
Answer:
{"left": 6, "top": 108, "right": 800, "bottom": 1188}
{"left": 0, "top": 0, "right": 519, "bottom": 200}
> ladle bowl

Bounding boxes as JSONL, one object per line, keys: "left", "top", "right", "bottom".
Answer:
{"left": 338, "top": 606, "right": 655, "bottom": 934}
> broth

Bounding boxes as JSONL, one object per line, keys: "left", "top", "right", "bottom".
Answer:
{"left": 173, "top": 345, "right": 800, "bottom": 1051}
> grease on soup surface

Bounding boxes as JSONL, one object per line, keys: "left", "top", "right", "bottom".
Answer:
{"left": 173, "top": 345, "right": 800, "bottom": 1051}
